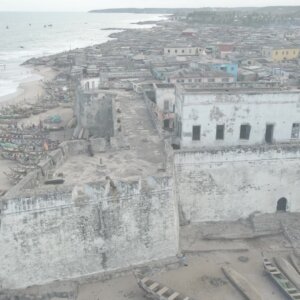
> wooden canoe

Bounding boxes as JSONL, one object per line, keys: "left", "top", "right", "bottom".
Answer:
{"left": 136, "top": 273, "right": 193, "bottom": 300}
{"left": 264, "top": 258, "right": 300, "bottom": 299}
{"left": 222, "top": 265, "right": 262, "bottom": 300}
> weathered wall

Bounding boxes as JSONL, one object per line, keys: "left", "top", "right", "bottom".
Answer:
{"left": 174, "top": 145, "right": 300, "bottom": 223}
{"left": 154, "top": 84, "right": 175, "bottom": 112}
{"left": 0, "top": 177, "right": 179, "bottom": 289}
{"left": 175, "top": 91, "right": 300, "bottom": 148}
{"left": 75, "top": 90, "right": 115, "bottom": 138}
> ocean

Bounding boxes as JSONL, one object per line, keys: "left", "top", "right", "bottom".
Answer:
{"left": 0, "top": 12, "right": 166, "bottom": 98}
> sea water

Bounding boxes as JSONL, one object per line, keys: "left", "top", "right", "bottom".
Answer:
{"left": 0, "top": 12, "right": 166, "bottom": 98}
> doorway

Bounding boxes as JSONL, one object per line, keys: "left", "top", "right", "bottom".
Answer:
{"left": 164, "top": 119, "right": 170, "bottom": 129}
{"left": 276, "top": 198, "right": 287, "bottom": 212}
{"left": 265, "top": 124, "right": 274, "bottom": 144}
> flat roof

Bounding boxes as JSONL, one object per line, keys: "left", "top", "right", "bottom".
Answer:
{"left": 155, "top": 83, "right": 175, "bottom": 88}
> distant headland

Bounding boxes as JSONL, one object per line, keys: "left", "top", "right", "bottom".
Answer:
{"left": 88, "top": 8, "right": 194, "bottom": 14}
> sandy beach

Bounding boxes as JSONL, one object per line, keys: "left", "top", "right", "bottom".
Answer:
{"left": 0, "top": 65, "right": 58, "bottom": 192}
{"left": 0, "top": 66, "right": 57, "bottom": 108}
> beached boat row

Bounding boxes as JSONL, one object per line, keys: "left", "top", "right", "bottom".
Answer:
{"left": 136, "top": 255, "right": 300, "bottom": 300}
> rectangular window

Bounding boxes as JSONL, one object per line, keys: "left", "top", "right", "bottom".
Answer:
{"left": 265, "top": 124, "right": 274, "bottom": 144}
{"left": 163, "top": 100, "right": 169, "bottom": 111}
{"left": 240, "top": 124, "right": 251, "bottom": 140}
{"left": 216, "top": 125, "right": 225, "bottom": 140}
{"left": 192, "top": 125, "right": 201, "bottom": 141}
{"left": 291, "top": 123, "right": 300, "bottom": 138}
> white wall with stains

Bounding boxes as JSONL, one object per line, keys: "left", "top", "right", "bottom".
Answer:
{"left": 0, "top": 177, "right": 179, "bottom": 289}
{"left": 174, "top": 145, "right": 300, "bottom": 223}
{"left": 175, "top": 91, "right": 300, "bottom": 149}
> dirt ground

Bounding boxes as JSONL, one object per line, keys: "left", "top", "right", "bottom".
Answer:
{"left": 3, "top": 216, "right": 299, "bottom": 300}
{"left": 76, "top": 234, "right": 292, "bottom": 300}
{"left": 76, "top": 251, "right": 286, "bottom": 300}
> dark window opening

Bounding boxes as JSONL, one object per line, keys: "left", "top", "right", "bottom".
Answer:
{"left": 265, "top": 124, "right": 274, "bottom": 144}
{"left": 216, "top": 125, "right": 225, "bottom": 140}
{"left": 291, "top": 123, "right": 300, "bottom": 139}
{"left": 178, "top": 121, "right": 182, "bottom": 137}
{"left": 240, "top": 124, "right": 251, "bottom": 140}
{"left": 192, "top": 125, "right": 201, "bottom": 141}
{"left": 164, "top": 119, "right": 170, "bottom": 129}
{"left": 277, "top": 198, "right": 287, "bottom": 212}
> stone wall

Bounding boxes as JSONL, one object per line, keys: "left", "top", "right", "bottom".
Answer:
{"left": 174, "top": 144, "right": 300, "bottom": 223}
{"left": 0, "top": 176, "right": 179, "bottom": 289}
{"left": 75, "top": 89, "right": 115, "bottom": 138}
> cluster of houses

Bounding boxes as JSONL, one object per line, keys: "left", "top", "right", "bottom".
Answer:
{"left": 41, "top": 18, "right": 300, "bottom": 150}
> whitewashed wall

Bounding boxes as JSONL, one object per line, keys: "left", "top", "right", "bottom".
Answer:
{"left": 174, "top": 146, "right": 300, "bottom": 223}
{"left": 155, "top": 86, "right": 175, "bottom": 112}
{"left": 81, "top": 77, "right": 100, "bottom": 90}
{"left": 0, "top": 177, "right": 179, "bottom": 289}
{"left": 176, "top": 92, "right": 300, "bottom": 148}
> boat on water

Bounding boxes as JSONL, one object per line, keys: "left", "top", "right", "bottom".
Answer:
{"left": 136, "top": 273, "right": 194, "bottom": 300}
{"left": 263, "top": 258, "right": 300, "bottom": 300}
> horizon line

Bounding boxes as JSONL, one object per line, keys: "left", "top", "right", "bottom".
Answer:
{"left": 0, "top": 5, "right": 300, "bottom": 13}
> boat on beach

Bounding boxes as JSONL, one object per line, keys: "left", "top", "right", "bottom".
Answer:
{"left": 263, "top": 258, "right": 300, "bottom": 299}
{"left": 136, "top": 273, "right": 194, "bottom": 300}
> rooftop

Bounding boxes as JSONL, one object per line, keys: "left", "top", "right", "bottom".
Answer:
{"left": 45, "top": 91, "right": 166, "bottom": 189}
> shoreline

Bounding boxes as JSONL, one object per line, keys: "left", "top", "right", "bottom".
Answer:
{"left": 0, "top": 66, "right": 57, "bottom": 109}
{"left": 0, "top": 15, "right": 168, "bottom": 109}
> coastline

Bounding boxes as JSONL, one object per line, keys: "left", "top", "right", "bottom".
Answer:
{"left": 0, "top": 16, "right": 168, "bottom": 192}
{"left": 0, "top": 13, "right": 168, "bottom": 109}
{"left": 0, "top": 17, "right": 167, "bottom": 109}
{"left": 0, "top": 66, "right": 57, "bottom": 109}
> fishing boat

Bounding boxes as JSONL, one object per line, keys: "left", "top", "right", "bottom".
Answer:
{"left": 9, "top": 166, "right": 27, "bottom": 175}
{"left": 136, "top": 273, "right": 194, "bottom": 300}
{"left": 44, "top": 178, "right": 65, "bottom": 185}
{"left": 222, "top": 266, "right": 262, "bottom": 300}
{"left": 263, "top": 258, "right": 300, "bottom": 299}
{"left": 3, "top": 171, "right": 24, "bottom": 184}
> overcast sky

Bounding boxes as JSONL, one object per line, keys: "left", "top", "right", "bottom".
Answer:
{"left": 0, "top": 0, "right": 299, "bottom": 12}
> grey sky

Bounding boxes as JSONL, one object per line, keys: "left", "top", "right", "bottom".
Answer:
{"left": 0, "top": 0, "right": 299, "bottom": 12}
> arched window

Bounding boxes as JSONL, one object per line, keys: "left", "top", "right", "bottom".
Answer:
{"left": 277, "top": 198, "right": 287, "bottom": 212}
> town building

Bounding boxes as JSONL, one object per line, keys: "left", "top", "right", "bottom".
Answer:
{"left": 174, "top": 83, "right": 300, "bottom": 149}
{"left": 164, "top": 46, "right": 204, "bottom": 56}
{"left": 262, "top": 46, "right": 300, "bottom": 62}
{"left": 211, "top": 62, "right": 238, "bottom": 80}
{"left": 166, "top": 69, "right": 235, "bottom": 85}
{"left": 153, "top": 83, "right": 176, "bottom": 130}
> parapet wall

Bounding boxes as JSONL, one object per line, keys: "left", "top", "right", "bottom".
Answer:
{"left": 0, "top": 176, "right": 178, "bottom": 289}
{"left": 174, "top": 144, "right": 300, "bottom": 223}
{"left": 3, "top": 139, "right": 110, "bottom": 198}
